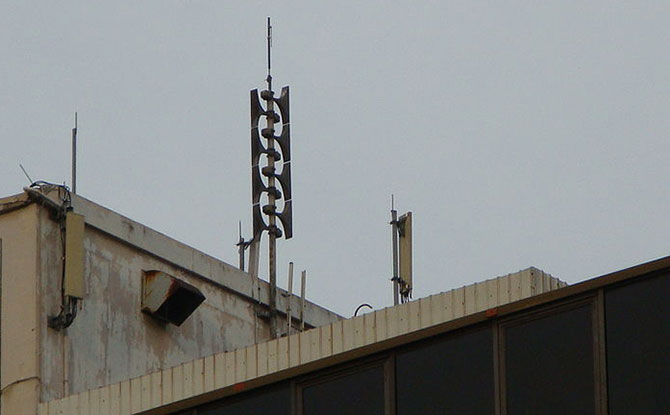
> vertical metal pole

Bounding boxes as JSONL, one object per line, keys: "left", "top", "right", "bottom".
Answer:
{"left": 248, "top": 239, "right": 260, "bottom": 343}
{"left": 71, "top": 112, "right": 77, "bottom": 194}
{"left": 286, "top": 262, "right": 293, "bottom": 336}
{"left": 391, "top": 208, "right": 399, "bottom": 306}
{"left": 237, "top": 222, "right": 245, "bottom": 271}
{"left": 264, "top": 17, "right": 279, "bottom": 339}
{"left": 300, "top": 270, "right": 306, "bottom": 331}
{"left": 267, "top": 17, "right": 272, "bottom": 79}
{"left": 248, "top": 239, "right": 260, "bottom": 279}
{"left": 238, "top": 245, "right": 245, "bottom": 271}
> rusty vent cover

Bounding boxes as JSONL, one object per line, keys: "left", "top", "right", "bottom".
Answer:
{"left": 142, "top": 270, "right": 205, "bottom": 326}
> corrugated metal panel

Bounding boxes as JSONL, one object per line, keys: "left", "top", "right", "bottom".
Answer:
{"left": 38, "top": 268, "right": 566, "bottom": 414}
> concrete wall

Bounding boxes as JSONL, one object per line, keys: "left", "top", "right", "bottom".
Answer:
{"left": 0, "top": 190, "right": 341, "bottom": 412}
{"left": 0, "top": 205, "right": 41, "bottom": 415}
{"left": 67, "top": 194, "right": 341, "bottom": 330}
{"left": 39, "top": 207, "right": 273, "bottom": 400}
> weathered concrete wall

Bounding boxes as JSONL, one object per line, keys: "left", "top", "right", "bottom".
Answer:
{"left": 31, "top": 207, "right": 318, "bottom": 401}
{"left": 0, "top": 205, "right": 41, "bottom": 415}
{"left": 39, "top": 210, "right": 267, "bottom": 400}
{"left": 67, "top": 194, "right": 340, "bottom": 329}
{"left": 0, "top": 190, "right": 341, "bottom": 410}
{"left": 0, "top": 190, "right": 339, "bottom": 403}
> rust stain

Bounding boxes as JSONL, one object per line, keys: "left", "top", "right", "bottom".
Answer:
{"left": 144, "top": 270, "right": 159, "bottom": 284}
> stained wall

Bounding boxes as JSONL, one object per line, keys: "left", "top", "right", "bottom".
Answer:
{"left": 0, "top": 191, "right": 341, "bottom": 412}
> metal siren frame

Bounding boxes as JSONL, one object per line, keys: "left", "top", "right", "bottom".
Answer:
{"left": 251, "top": 86, "right": 292, "bottom": 241}
{"left": 250, "top": 82, "right": 292, "bottom": 338}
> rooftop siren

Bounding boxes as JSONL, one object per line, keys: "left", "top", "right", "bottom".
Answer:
{"left": 390, "top": 197, "right": 413, "bottom": 305}
{"left": 247, "top": 17, "right": 293, "bottom": 339}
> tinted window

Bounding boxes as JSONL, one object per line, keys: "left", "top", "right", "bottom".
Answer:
{"left": 302, "top": 365, "right": 385, "bottom": 415}
{"left": 606, "top": 272, "right": 670, "bottom": 414}
{"left": 199, "top": 382, "right": 290, "bottom": 415}
{"left": 396, "top": 327, "right": 494, "bottom": 415}
{"left": 505, "top": 304, "right": 595, "bottom": 415}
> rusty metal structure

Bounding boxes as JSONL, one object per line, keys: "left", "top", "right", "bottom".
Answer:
{"left": 250, "top": 17, "right": 293, "bottom": 338}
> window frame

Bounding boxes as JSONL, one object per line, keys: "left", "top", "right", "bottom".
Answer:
{"left": 195, "top": 381, "right": 293, "bottom": 415}
{"left": 393, "top": 322, "right": 496, "bottom": 415}
{"left": 497, "top": 295, "right": 602, "bottom": 415}
{"left": 295, "top": 355, "right": 393, "bottom": 415}
{"left": 602, "top": 270, "right": 670, "bottom": 414}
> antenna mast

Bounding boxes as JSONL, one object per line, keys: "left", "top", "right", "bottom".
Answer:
{"left": 72, "top": 112, "right": 78, "bottom": 194}
{"left": 250, "top": 17, "right": 293, "bottom": 339}
{"left": 267, "top": 16, "right": 272, "bottom": 90}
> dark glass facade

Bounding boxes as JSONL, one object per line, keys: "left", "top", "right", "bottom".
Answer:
{"left": 606, "top": 272, "right": 670, "bottom": 414}
{"left": 172, "top": 271, "right": 669, "bottom": 415}
{"left": 302, "top": 365, "right": 385, "bottom": 415}
{"left": 198, "top": 383, "right": 291, "bottom": 415}
{"left": 504, "top": 304, "right": 595, "bottom": 415}
{"left": 396, "top": 327, "right": 494, "bottom": 415}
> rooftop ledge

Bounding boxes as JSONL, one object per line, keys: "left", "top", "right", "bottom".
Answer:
{"left": 38, "top": 265, "right": 570, "bottom": 415}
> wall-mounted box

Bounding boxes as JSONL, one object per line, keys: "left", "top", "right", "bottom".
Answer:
{"left": 64, "top": 211, "right": 85, "bottom": 299}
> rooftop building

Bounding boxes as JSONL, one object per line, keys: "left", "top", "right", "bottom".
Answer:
{"left": 4, "top": 185, "right": 668, "bottom": 415}
{"left": 0, "top": 185, "right": 340, "bottom": 415}
{"left": 39, "top": 254, "right": 670, "bottom": 415}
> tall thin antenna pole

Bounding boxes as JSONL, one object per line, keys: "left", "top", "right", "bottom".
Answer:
{"left": 391, "top": 195, "right": 399, "bottom": 306}
{"left": 266, "top": 17, "right": 272, "bottom": 91}
{"left": 71, "top": 112, "right": 78, "bottom": 194}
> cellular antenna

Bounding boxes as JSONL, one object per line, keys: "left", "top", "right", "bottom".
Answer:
{"left": 71, "top": 112, "right": 78, "bottom": 194}
{"left": 390, "top": 196, "right": 413, "bottom": 305}
{"left": 250, "top": 17, "right": 293, "bottom": 338}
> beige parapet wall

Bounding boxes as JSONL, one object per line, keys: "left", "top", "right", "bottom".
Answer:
{"left": 38, "top": 268, "right": 566, "bottom": 415}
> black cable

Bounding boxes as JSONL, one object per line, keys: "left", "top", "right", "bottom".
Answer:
{"left": 45, "top": 183, "right": 78, "bottom": 330}
{"left": 354, "top": 303, "right": 373, "bottom": 317}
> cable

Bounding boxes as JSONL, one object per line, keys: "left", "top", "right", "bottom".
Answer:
{"left": 35, "top": 182, "right": 79, "bottom": 331}
{"left": 354, "top": 303, "right": 373, "bottom": 317}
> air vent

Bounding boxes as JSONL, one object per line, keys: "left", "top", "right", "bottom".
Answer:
{"left": 141, "top": 270, "right": 205, "bottom": 326}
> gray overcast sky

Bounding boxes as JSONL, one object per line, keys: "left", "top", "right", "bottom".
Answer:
{"left": 2, "top": 2, "right": 670, "bottom": 316}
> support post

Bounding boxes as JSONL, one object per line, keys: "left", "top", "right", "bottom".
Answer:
{"left": 286, "top": 262, "right": 293, "bottom": 336}
{"left": 266, "top": 90, "right": 278, "bottom": 338}
{"left": 391, "top": 208, "right": 399, "bottom": 306}
{"left": 300, "top": 270, "right": 306, "bottom": 331}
